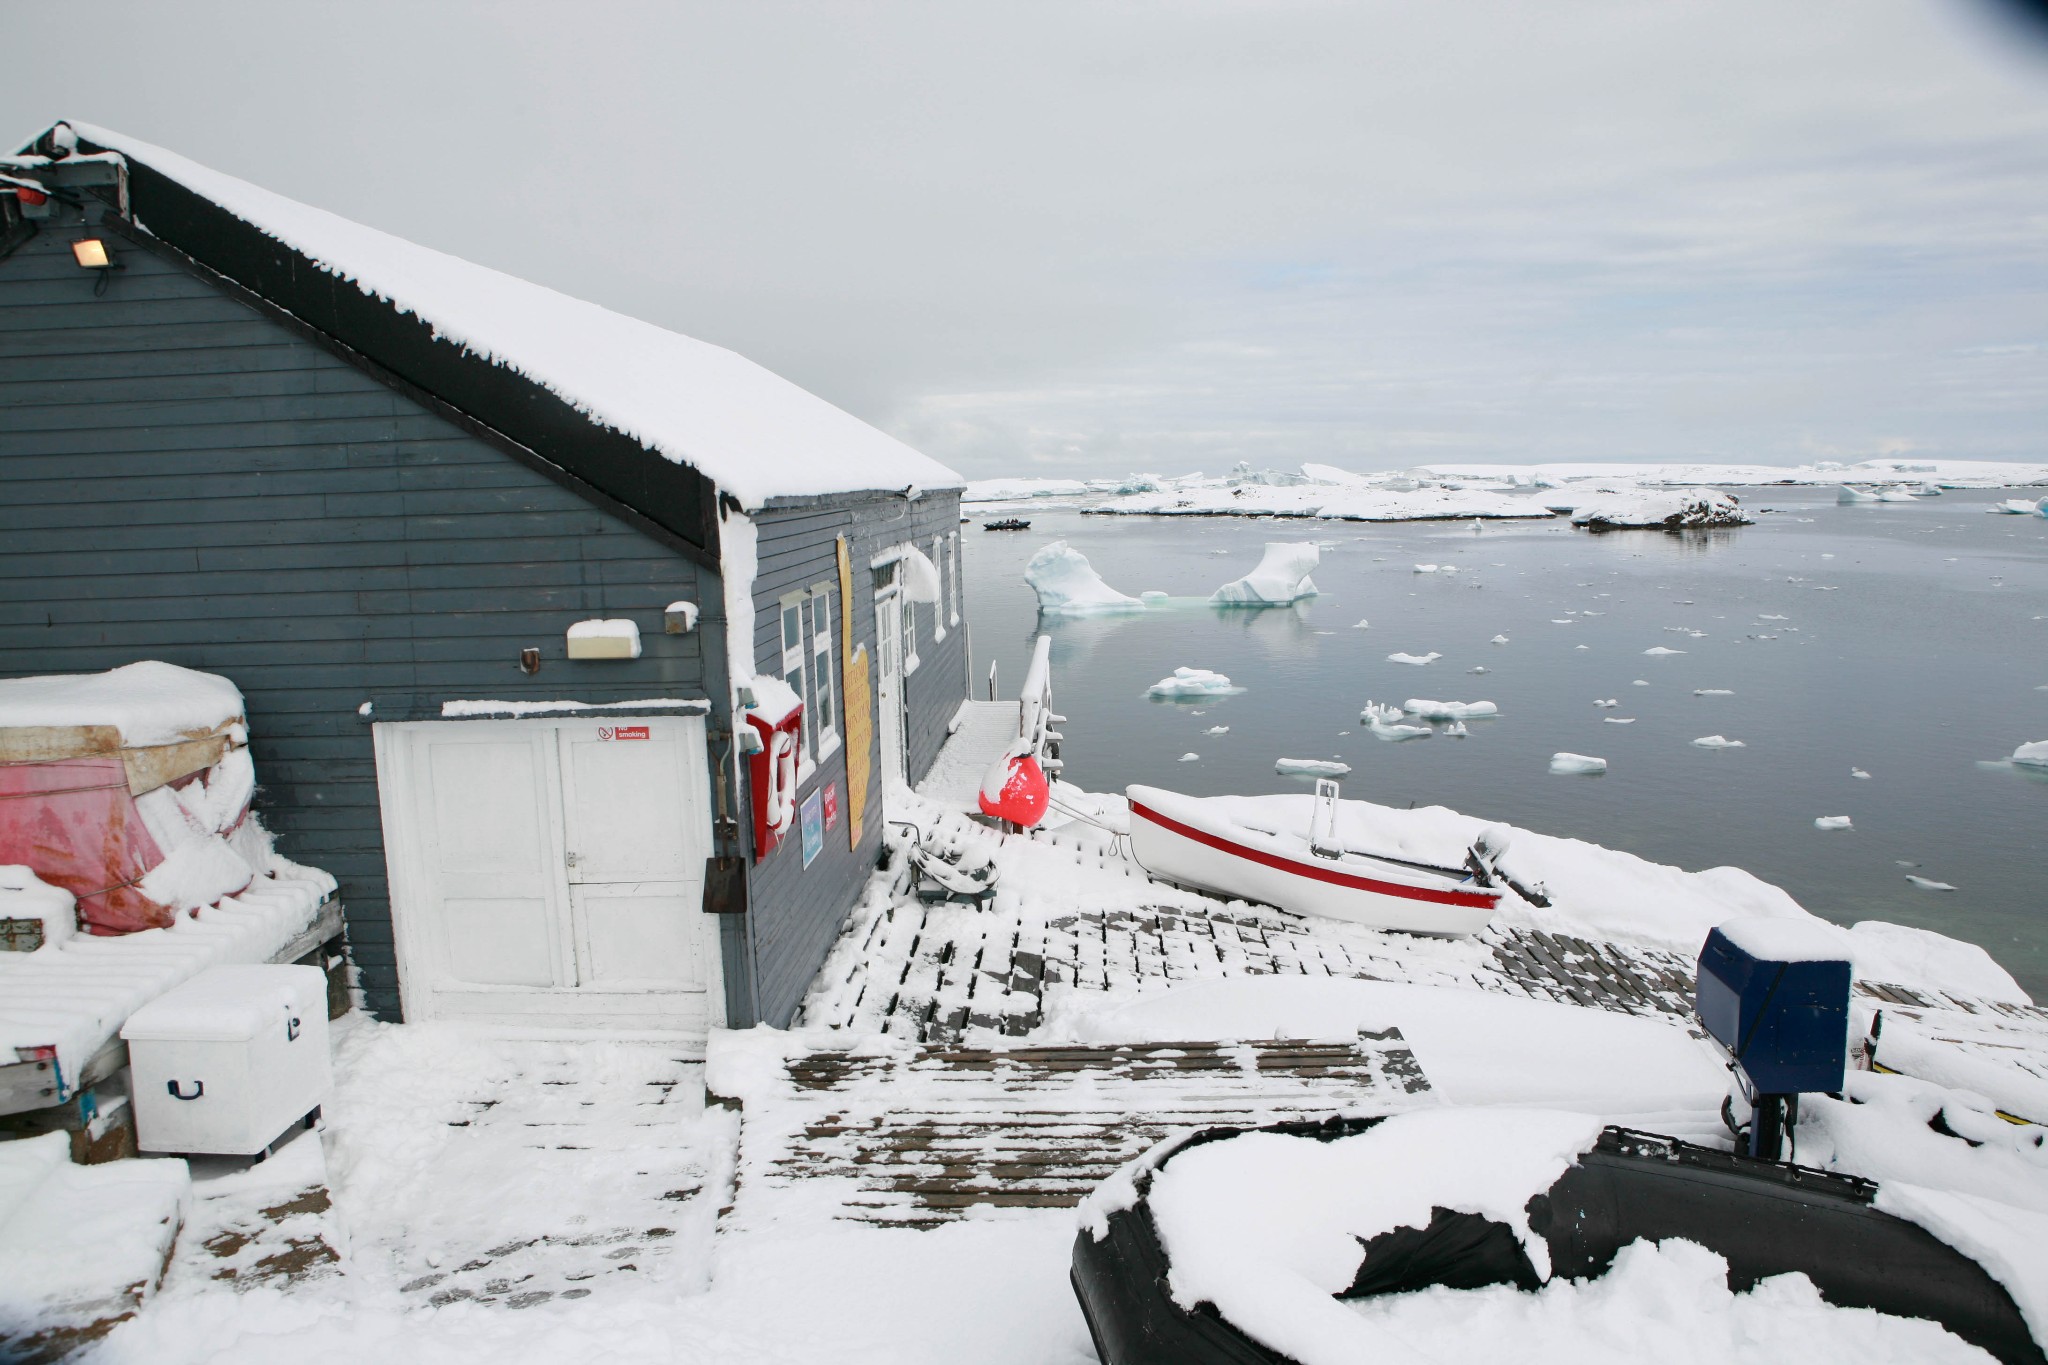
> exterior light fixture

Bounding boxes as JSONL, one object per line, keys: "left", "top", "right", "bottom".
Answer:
{"left": 71, "top": 238, "right": 112, "bottom": 269}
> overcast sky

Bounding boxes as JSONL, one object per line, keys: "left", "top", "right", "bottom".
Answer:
{"left": 9, "top": 1, "right": 2048, "bottom": 479}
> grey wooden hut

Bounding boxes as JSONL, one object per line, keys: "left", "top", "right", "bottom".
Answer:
{"left": 0, "top": 122, "right": 974, "bottom": 1044}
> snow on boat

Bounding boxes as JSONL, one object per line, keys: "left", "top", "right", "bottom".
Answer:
{"left": 1125, "top": 782, "right": 1500, "bottom": 935}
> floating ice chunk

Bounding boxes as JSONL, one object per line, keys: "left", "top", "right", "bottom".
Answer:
{"left": 1574, "top": 644, "right": 1590, "bottom": 651}
{"left": 1212, "top": 542, "right": 1321, "bottom": 605}
{"left": 1179, "top": 752, "right": 1200, "bottom": 762}
{"left": 1467, "top": 666, "right": 1489, "bottom": 674}
{"left": 1205, "top": 725, "right": 1230, "bottom": 735}
{"left": 1694, "top": 688, "right": 1734, "bottom": 697}
{"left": 1760, "top": 614, "right": 1789, "bottom": 621}
{"left": 2010, "top": 740, "right": 2048, "bottom": 769}
{"left": 1549, "top": 752, "right": 1607, "bottom": 775}
{"left": 1147, "top": 667, "right": 1242, "bottom": 698}
{"left": 1851, "top": 768, "right": 1871, "bottom": 779}
{"left": 1443, "top": 720, "right": 1469, "bottom": 737}
{"left": 1550, "top": 619, "right": 1574, "bottom": 625}
{"left": 1691, "top": 735, "right": 1746, "bottom": 749}
{"left": 1991, "top": 498, "right": 2042, "bottom": 515}
{"left": 1387, "top": 652, "right": 1441, "bottom": 666}
{"left": 1814, "top": 815, "right": 1854, "bottom": 831}
{"left": 1402, "top": 699, "right": 1498, "bottom": 720}
{"left": 1603, "top": 717, "right": 1635, "bottom": 724}
{"left": 1594, "top": 699, "right": 1619, "bottom": 708}
{"left": 1839, "top": 485, "right": 1881, "bottom": 504}
{"left": 1275, "top": 758, "right": 1351, "bottom": 776}
{"left": 1141, "top": 590, "right": 1170, "bottom": 602}
{"left": 1490, "top": 634, "right": 1510, "bottom": 644}
{"left": 1572, "top": 487, "right": 1751, "bottom": 528}
{"left": 1632, "top": 679, "right": 1650, "bottom": 686}
{"left": 1352, "top": 619, "right": 1371, "bottom": 629}
{"left": 1414, "top": 564, "right": 1439, "bottom": 573}
{"left": 1025, "top": 540, "right": 1145, "bottom": 614}
{"left": 1369, "top": 719, "right": 1432, "bottom": 740}
{"left": 1907, "top": 875, "right": 1957, "bottom": 891}
{"left": 1643, "top": 647, "right": 1686, "bottom": 656}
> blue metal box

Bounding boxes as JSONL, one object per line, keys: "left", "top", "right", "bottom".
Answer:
{"left": 1696, "top": 925, "right": 1851, "bottom": 1095}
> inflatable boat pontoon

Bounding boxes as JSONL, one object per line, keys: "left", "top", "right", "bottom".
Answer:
{"left": 1072, "top": 1117, "right": 2043, "bottom": 1365}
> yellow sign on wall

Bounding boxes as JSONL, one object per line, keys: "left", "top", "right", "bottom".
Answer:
{"left": 837, "top": 535, "right": 870, "bottom": 848}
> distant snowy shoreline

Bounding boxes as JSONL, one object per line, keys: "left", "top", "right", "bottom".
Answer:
{"left": 964, "top": 459, "right": 2048, "bottom": 526}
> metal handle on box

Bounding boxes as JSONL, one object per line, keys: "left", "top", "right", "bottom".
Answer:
{"left": 167, "top": 1079, "right": 204, "bottom": 1101}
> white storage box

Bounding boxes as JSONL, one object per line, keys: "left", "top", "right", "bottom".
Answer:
{"left": 121, "top": 964, "right": 331, "bottom": 1156}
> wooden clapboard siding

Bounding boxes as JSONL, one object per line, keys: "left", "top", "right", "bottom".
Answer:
{"left": 743, "top": 490, "right": 969, "bottom": 1027}
{"left": 0, "top": 223, "right": 723, "bottom": 1022}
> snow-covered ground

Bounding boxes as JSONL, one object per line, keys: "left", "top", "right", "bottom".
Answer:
{"left": 59, "top": 778, "right": 2048, "bottom": 1364}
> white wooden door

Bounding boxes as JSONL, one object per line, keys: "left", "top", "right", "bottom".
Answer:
{"left": 874, "top": 586, "right": 908, "bottom": 785}
{"left": 377, "top": 716, "right": 720, "bottom": 1037}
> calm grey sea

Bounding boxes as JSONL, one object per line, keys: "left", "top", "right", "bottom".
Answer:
{"left": 961, "top": 488, "right": 2048, "bottom": 997}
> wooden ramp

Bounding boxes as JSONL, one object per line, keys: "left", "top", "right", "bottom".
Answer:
{"left": 913, "top": 699, "right": 1023, "bottom": 816}
{"left": 720, "top": 1030, "right": 1434, "bottom": 1228}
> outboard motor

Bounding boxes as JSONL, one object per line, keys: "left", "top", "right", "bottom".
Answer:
{"left": 1696, "top": 918, "right": 1851, "bottom": 1161}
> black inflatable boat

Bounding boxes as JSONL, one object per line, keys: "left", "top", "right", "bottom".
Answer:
{"left": 1072, "top": 1116, "right": 2043, "bottom": 1365}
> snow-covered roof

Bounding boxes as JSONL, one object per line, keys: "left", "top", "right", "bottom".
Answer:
{"left": 63, "top": 124, "right": 962, "bottom": 511}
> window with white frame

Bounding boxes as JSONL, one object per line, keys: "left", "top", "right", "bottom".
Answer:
{"left": 930, "top": 537, "right": 948, "bottom": 641}
{"left": 811, "top": 584, "right": 840, "bottom": 758}
{"left": 902, "top": 592, "right": 919, "bottom": 675}
{"left": 780, "top": 593, "right": 812, "bottom": 765}
{"left": 948, "top": 532, "right": 961, "bottom": 627}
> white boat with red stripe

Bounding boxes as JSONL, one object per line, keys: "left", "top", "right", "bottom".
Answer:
{"left": 1125, "top": 782, "right": 1501, "bottom": 936}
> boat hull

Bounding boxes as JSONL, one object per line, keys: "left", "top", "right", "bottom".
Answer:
{"left": 1127, "top": 786, "right": 1498, "bottom": 936}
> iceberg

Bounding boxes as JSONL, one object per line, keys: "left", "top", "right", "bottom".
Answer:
{"left": 1691, "top": 735, "right": 1746, "bottom": 749}
{"left": 1147, "top": 667, "right": 1242, "bottom": 699}
{"left": 1401, "top": 699, "right": 1499, "bottom": 720}
{"left": 1815, "top": 815, "right": 1854, "bottom": 831}
{"left": 1387, "top": 652, "right": 1441, "bottom": 666}
{"left": 1570, "top": 487, "right": 1751, "bottom": 529}
{"left": 1024, "top": 540, "right": 1145, "bottom": 615}
{"left": 1491, "top": 634, "right": 1510, "bottom": 644}
{"left": 1990, "top": 498, "right": 2043, "bottom": 515}
{"left": 1275, "top": 758, "right": 1351, "bottom": 776}
{"left": 1839, "top": 485, "right": 1881, "bottom": 504}
{"left": 1211, "top": 542, "right": 1320, "bottom": 605}
{"left": 1644, "top": 647, "right": 1685, "bottom": 656}
{"left": 2011, "top": 740, "right": 2048, "bottom": 769}
{"left": 1549, "top": 752, "right": 1608, "bottom": 775}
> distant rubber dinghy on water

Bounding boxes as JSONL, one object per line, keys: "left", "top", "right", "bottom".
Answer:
{"left": 1125, "top": 782, "right": 1501, "bottom": 936}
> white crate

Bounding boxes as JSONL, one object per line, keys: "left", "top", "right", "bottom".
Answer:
{"left": 121, "top": 964, "right": 330, "bottom": 1156}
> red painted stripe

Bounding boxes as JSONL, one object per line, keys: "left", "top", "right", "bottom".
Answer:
{"left": 1130, "top": 800, "right": 1499, "bottom": 910}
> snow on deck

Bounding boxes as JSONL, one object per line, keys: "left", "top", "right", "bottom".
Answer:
{"left": 911, "top": 699, "right": 1022, "bottom": 815}
{"left": 710, "top": 1029, "right": 1434, "bottom": 1228}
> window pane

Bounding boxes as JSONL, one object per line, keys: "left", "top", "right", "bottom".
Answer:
{"left": 815, "top": 590, "right": 833, "bottom": 643}
{"left": 782, "top": 603, "right": 801, "bottom": 653}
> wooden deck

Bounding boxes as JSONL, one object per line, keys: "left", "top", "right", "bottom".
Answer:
{"left": 722, "top": 1030, "right": 1434, "bottom": 1226}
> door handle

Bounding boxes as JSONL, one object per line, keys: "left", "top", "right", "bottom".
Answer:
{"left": 168, "top": 1079, "right": 204, "bottom": 1101}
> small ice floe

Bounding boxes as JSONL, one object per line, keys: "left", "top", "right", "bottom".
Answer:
{"left": 1632, "top": 679, "right": 1650, "bottom": 686}
{"left": 1991, "top": 498, "right": 2044, "bottom": 515}
{"left": 1691, "top": 735, "right": 1746, "bottom": 749}
{"left": 1760, "top": 614, "right": 1789, "bottom": 621}
{"left": 1179, "top": 753, "right": 1200, "bottom": 762}
{"left": 1907, "top": 875, "right": 1958, "bottom": 892}
{"left": 1551, "top": 619, "right": 1574, "bottom": 625}
{"left": 1574, "top": 644, "right": 1590, "bottom": 651}
{"left": 1571, "top": 487, "right": 1750, "bottom": 529}
{"left": 1402, "top": 699, "right": 1498, "bottom": 720}
{"left": 1275, "top": 758, "right": 1351, "bottom": 776}
{"left": 1838, "top": 485, "right": 1881, "bottom": 505}
{"left": 1443, "top": 720, "right": 1470, "bottom": 737}
{"left": 1490, "top": 634, "right": 1510, "bottom": 645}
{"left": 1142, "top": 590, "right": 1170, "bottom": 602}
{"left": 1205, "top": 725, "right": 1230, "bottom": 735}
{"left": 2010, "top": 740, "right": 2048, "bottom": 769}
{"left": 1387, "top": 652, "right": 1441, "bottom": 666}
{"left": 1467, "top": 666, "right": 1489, "bottom": 674}
{"left": 1352, "top": 619, "right": 1371, "bottom": 629}
{"left": 1549, "top": 752, "right": 1608, "bottom": 775}
{"left": 1025, "top": 541, "right": 1145, "bottom": 614}
{"left": 1414, "top": 564, "right": 1439, "bottom": 573}
{"left": 1594, "top": 699, "right": 1619, "bottom": 708}
{"left": 1643, "top": 647, "right": 1685, "bottom": 656}
{"left": 1603, "top": 717, "right": 1635, "bottom": 724}
{"left": 1582, "top": 610, "right": 1605, "bottom": 616}
{"left": 1694, "top": 688, "right": 1734, "bottom": 697}
{"left": 1213, "top": 542, "right": 1320, "bottom": 605}
{"left": 1814, "top": 815, "right": 1854, "bottom": 831}
{"left": 1148, "top": 667, "right": 1243, "bottom": 698}
{"left": 1851, "top": 768, "right": 1871, "bottom": 780}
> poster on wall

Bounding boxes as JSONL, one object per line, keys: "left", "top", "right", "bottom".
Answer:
{"left": 822, "top": 781, "right": 840, "bottom": 830}
{"left": 800, "top": 789, "right": 825, "bottom": 868}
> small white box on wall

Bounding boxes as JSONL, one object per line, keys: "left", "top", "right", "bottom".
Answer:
{"left": 566, "top": 618, "right": 643, "bottom": 659}
{"left": 122, "top": 964, "right": 331, "bottom": 1157}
